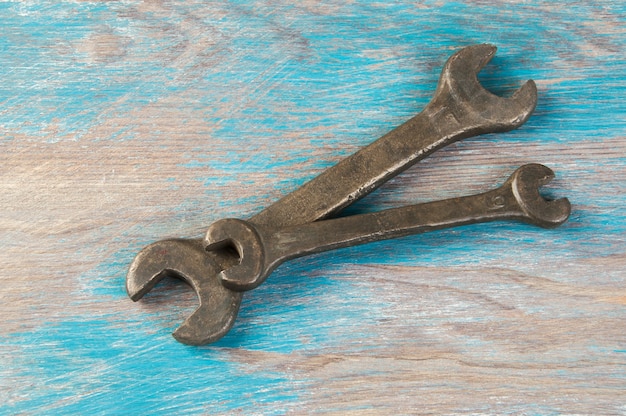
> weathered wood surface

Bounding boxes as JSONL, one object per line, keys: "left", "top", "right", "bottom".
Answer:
{"left": 2, "top": 1, "right": 625, "bottom": 414}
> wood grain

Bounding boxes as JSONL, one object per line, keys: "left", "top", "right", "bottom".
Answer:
{"left": 2, "top": 1, "right": 625, "bottom": 414}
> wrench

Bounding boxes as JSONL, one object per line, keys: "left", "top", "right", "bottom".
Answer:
{"left": 204, "top": 164, "right": 570, "bottom": 289}
{"left": 127, "top": 44, "right": 538, "bottom": 345}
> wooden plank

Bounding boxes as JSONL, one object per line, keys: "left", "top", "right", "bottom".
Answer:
{"left": 2, "top": 1, "right": 625, "bottom": 413}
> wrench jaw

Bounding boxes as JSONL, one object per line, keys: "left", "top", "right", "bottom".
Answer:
{"left": 172, "top": 283, "right": 242, "bottom": 346}
{"left": 431, "top": 44, "right": 538, "bottom": 135}
{"left": 126, "top": 238, "right": 243, "bottom": 345}
{"left": 508, "top": 164, "right": 572, "bottom": 229}
{"left": 204, "top": 219, "right": 268, "bottom": 292}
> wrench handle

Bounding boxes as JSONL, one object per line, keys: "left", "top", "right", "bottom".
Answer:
{"left": 252, "top": 103, "right": 481, "bottom": 228}
{"left": 259, "top": 186, "right": 511, "bottom": 272}
{"left": 256, "top": 163, "right": 570, "bottom": 279}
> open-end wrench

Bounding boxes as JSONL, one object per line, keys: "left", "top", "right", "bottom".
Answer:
{"left": 204, "top": 164, "right": 570, "bottom": 289}
{"left": 127, "top": 44, "right": 538, "bottom": 345}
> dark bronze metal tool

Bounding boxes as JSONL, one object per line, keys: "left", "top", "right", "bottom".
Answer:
{"left": 204, "top": 164, "right": 570, "bottom": 290}
{"left": 127, "top": 44, "right": 551, "bottom": 345}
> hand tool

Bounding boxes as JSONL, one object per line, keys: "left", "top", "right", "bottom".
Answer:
{"left": 127, "top": 44, "right": 540, "bottom": 345}
{"left": 204, "top": 164, "right": 570, "bottom": 290}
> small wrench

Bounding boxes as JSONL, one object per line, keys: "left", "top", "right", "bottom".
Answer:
{"left": 204, "top": 164, "right": 570, "bottom": 289}
{"left": 127, "top": 45, "right": 538, "bottom": 345}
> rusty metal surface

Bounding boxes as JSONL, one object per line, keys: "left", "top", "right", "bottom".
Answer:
{"left": 126, "top": 44, "right": 546, "bottom": 345}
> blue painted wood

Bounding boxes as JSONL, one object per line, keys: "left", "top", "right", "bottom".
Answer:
{"left": 2, "top": 1, "right": 625, "bottom": 414}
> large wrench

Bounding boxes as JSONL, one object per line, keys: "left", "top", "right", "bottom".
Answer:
{"left": 127, "top": 44, "right": 538, "bottom": 345}
{"left": 204, "top": 164, "right": 570, "bottom": 289}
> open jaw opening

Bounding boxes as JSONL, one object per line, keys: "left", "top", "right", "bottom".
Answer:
{"left": 126, "top": 238, "right": 243, "bottom": 345}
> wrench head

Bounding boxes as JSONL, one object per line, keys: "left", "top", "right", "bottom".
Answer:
{"left": 434, "top": 44, "right": 538, "bottom": 134}
{"left": 204, "top": 218, "right": 268, "bottom": 292}
{"left": 508, "top": 163, "right": 571, "bottom": 228}
{"left": 126, "top": 238, "right": 242, "bottom": 345}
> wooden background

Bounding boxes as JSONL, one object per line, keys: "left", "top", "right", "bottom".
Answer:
{"left": 2, "top": 1, "right": 625, "bottom": 414}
